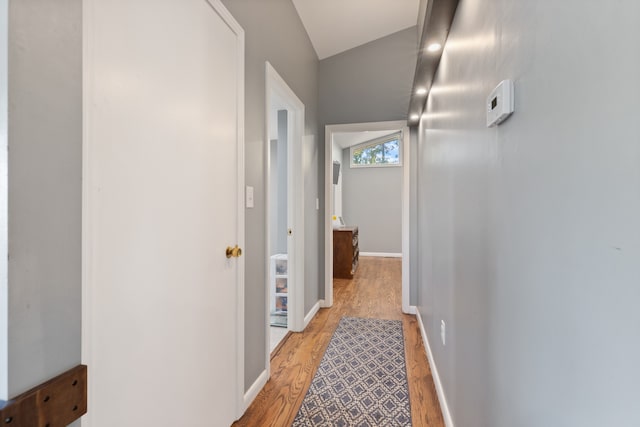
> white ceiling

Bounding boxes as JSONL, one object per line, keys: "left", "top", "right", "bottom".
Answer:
{"left": 292, "top": 0, "right": 420, "bottom": 60}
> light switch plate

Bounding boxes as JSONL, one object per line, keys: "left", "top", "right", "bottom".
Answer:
{"left": 246, "top": 186, "right": 254, "bottom": 208}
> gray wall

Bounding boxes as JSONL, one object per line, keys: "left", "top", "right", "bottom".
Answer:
{"left": 318, "top": 27, "right": 417, "bottom": 297}
{"left": 268, "top": 139, "right": 278, "bottom": 255}
{"left": 269, "top": 111, "right": 289, "bottom": 256}
{"left": 276, "top": 111, "right": 288, "bottom": 254}
{"left": 220, "top": 0, "right": 319, "bottom": 392}
{"left": 269, "top": 134, "right": 288, "bottom": 256}
{"left": 6, "top": 0, "right": 81, "bottom": 402}
{"left": 319, "top": 27, "right": 417, "bottom": 126}
{"left": 417, "top": 1, "right": 640, "bottom": 426}
{"left": 341, "top": 150, "right": 402, "bottom": 253}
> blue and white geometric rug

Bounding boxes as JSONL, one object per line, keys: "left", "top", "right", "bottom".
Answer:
{"left": 292, "top": 317, "right": 412, "bottom": 426}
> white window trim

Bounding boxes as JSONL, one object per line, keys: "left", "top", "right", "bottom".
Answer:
{"left": 349, "top": 132, "right": 403, "bottom": 168}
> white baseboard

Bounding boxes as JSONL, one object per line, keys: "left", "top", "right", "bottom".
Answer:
{"left": 360, "top": 252, "right": 402, "bottom": 258}
{"left": 242, "top": 302, "right": 322, "bottom": 418}
{"left": 304, "top": 301, "right": 321, "bottom": 328}
{"left": 404, "top": 305, "right": 417, "bottom": 315}
{"left": 415, "top": 310, "right": 455, "bottom": 427}
{"left": 241, "top": 368, "right": 269, "bottom": 415}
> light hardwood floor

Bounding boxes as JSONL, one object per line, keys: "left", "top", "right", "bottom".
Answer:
{"left": 233, "top": 256, "right": 444, "bottom": 426}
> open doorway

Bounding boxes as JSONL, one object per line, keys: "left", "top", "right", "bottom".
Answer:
{"left": 265, "top": 63, "right": 305, "bottom": 361}
{"left": 323, "top": 121, "right": 413, "bottom": 313}
{"left": 268, "top": 109, "right": 289, "bottom": 349}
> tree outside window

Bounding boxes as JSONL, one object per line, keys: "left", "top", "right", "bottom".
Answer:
{"left": 351, "top": 134, "right": 402, "bottom": 167}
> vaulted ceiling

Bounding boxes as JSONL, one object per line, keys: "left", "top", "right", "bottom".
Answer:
{"left": 292, "top": 0, "right": 420, "bottom": 60}
{"left": 291, "top": 0, "right": 459, "bottom": 126}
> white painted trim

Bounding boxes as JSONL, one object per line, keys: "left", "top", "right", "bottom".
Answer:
{"left": 416, "top": 310, "right": 455, "bottom": 427}
{"left": 0, "top": 0, "right": 8, "bottom": 402}
{"left": 226, "top": 0, "right": 247, "bottom": 419}
{"left": 359, "top": 252, "right": 402, "bottom": 258}
{"left": 325, "top": 121, "right": 410, "bottom": 312}
{"left": 263, "top": 68, "right": 272, "bottom": 396}
{"left": 242, "top": 368, "right": 269, "bottom": 413}
{"left": 406, "top": 305, "right": 417, "bottom": 315}
{"left": 324, "top": 129, "right": 333, "bottom": 308}
{"left": 319, "top": 299, "right": 328, "bottom": 308}
{"left": 401, "top": 128, "right": 411, "bottom": 314}
{"left": 304, "top": 301, "right": 321, "bottom": 328}
{"left": 289, "top": 98, "right": 305, "bottom": 329}
{"left": 265, "top": 62, "right": 305, "bottom": 334}
{"left": 264, "top": 63, "right": 306, "bottom": 404}
{"left": 80, "top": 0, "right": 95, "bottom": 422}
{"left": 263, "top": 295, "right": 271, "bottom": 385}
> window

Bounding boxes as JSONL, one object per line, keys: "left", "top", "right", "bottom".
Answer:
{"left": 350, "top": 133, "right": 402, "bottom": 167}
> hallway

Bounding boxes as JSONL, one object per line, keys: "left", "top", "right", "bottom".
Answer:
{"left": 234, "top": 257, "right": 444, "bottom": 426}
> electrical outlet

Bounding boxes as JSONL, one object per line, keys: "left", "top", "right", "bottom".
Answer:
{"left": 441, "top": 320, "right": 446, "bottom": 346}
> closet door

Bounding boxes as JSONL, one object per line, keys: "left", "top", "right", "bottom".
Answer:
{"left": 83, "top": 1, "right": 244, "bottom": 425}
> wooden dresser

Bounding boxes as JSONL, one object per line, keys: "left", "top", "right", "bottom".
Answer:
{"left": 333, "top": 226, "right": 359, "bottom": 279}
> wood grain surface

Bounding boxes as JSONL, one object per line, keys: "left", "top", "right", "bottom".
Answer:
{"left": 233, "top": 257, "right": 444, "bottom": 427}
{"left": 0, "top": 364, "right": 87, "bottom": 427}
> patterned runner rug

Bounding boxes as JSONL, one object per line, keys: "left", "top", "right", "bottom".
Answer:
{"left": 293, "top": 317, "right": 412, "bottom": 426}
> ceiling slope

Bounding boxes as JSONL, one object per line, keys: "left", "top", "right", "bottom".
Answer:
{"left": 292, "top": 0, "right": 420, "bottom": 60}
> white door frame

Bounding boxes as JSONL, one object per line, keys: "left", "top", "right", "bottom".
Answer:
{"left": 229, "top": 3, "right": 246, "bottom": 417}
{"left": 81, "top": 0, "right": 245, "bottom": 422}
{"left": 264, "top": 63, "right": 305, "bottom": 372}
{"left": 323, "top": 121, "right": 413, "bottom": 314}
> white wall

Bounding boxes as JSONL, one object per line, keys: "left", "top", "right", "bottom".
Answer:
{"left": 332, "top": 143, "right": 343, "bottom": 217}
{"left": 417, "top": 1, "right": 640, "bottom": 426}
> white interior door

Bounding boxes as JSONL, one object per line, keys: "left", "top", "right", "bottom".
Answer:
{"left": 83, "top": 1, "right": 244, "bottom": 425}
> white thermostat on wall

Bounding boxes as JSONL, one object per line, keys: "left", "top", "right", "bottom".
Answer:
{"left": 486, "top": 79, "right": 514, "bottom": 127}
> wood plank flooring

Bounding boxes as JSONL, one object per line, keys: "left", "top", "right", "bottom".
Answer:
{"left": 233, "top": 256, "right": 444, "bottom": 427}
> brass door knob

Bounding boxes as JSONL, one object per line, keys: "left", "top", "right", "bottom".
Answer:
{"left": 226, "top": 245, "right": 243, "bottom": 259}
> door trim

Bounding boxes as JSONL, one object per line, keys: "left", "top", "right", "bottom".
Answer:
{"left": 264, "top": 62, "right": 305, "bottom": 377}
{"left": 81, "top": 0, "right": 245, "bottom": 422}
{"left": 323, "top": 121, "right": 411, "bottom": 312}
{"left": 224, "top": 0, "right": 246, "bottom": 419}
